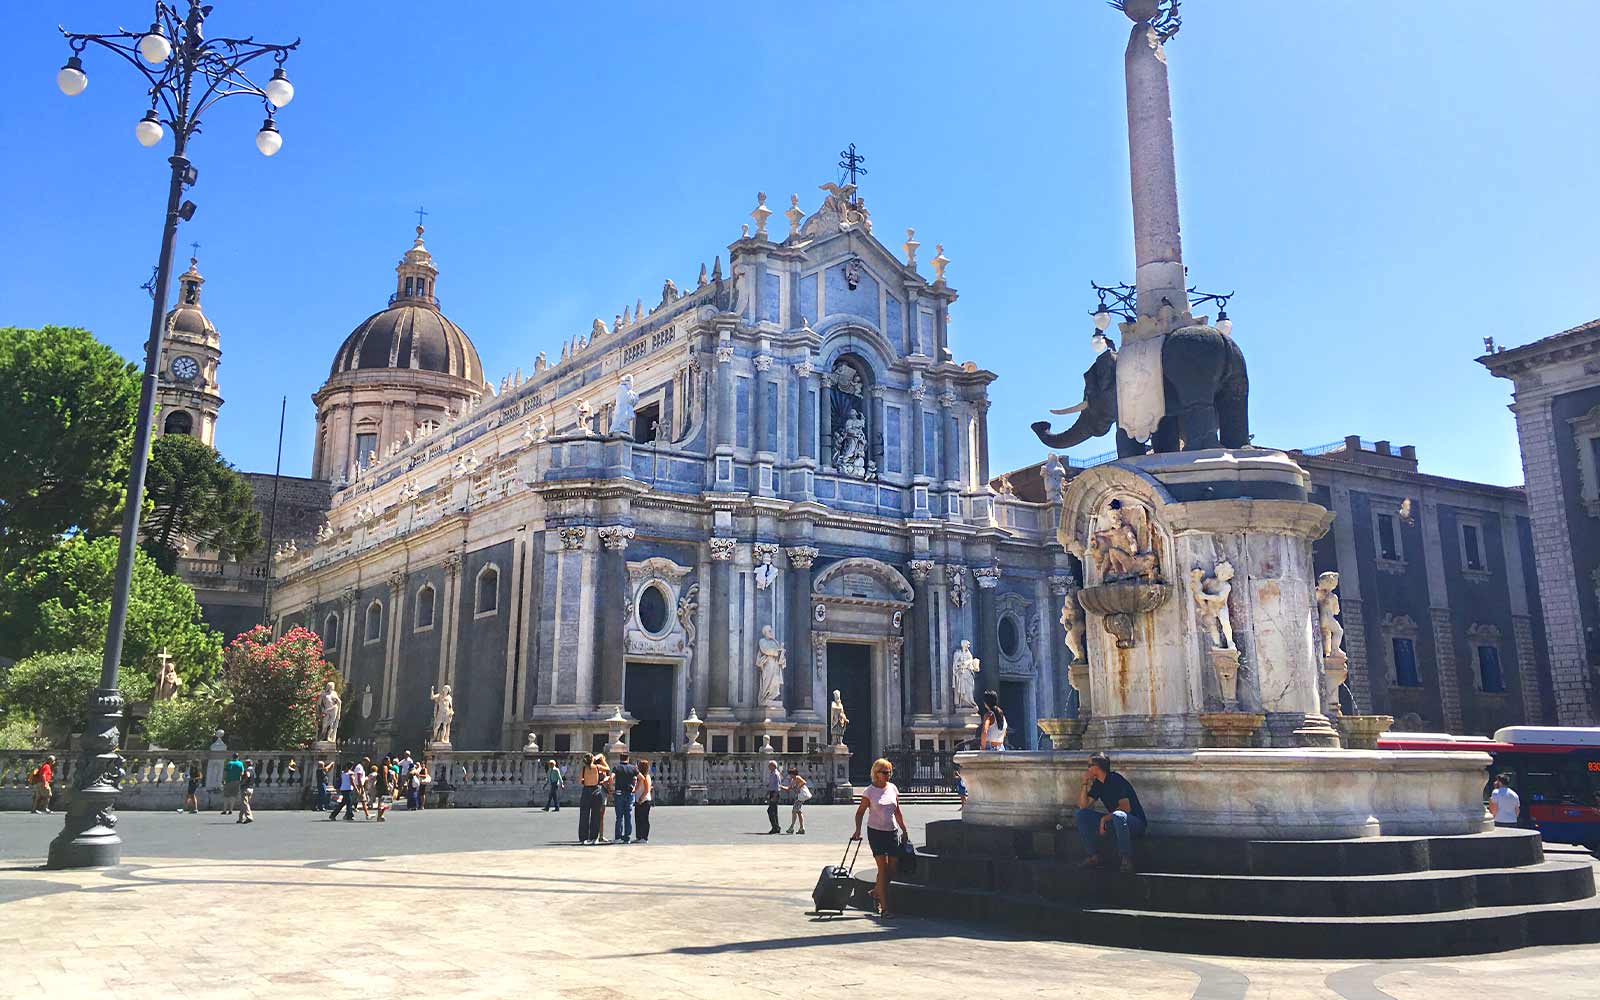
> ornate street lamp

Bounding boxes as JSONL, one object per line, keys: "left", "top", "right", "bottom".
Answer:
{"left": 48, "top": 1, "right": 299, "bottom": 870}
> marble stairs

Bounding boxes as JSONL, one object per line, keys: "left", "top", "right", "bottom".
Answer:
{"left": 848, "top": 819, "right": 1600, "bottom": 958}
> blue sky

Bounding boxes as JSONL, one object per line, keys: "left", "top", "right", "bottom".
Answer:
{"left": 5, "top": 2, "right": 1598, "bottom": 486}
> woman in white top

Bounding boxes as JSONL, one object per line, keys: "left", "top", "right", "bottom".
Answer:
{"left": 635, "top": 759, "right": 654, "bottom": 843}
{"left": 852, "top": 757, "right": 909, "bottom": 916}
{"left": 784, "top": 766, "right": 811, "bottom": 835}
{"left": 979, "top": 690, "right": 1008, "bottom": 750}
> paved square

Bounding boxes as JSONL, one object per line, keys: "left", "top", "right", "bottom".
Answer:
{"left": 1, "top": 805, "right": 1596, "bottom": 999}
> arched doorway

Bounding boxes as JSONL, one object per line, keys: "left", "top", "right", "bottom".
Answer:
{"left": 811, "top": 557, "right": 913, "bottom": 781}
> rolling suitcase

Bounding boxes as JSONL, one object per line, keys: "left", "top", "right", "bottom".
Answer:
{"left": 812, "top": 837, "right": 863, "bottom": 915}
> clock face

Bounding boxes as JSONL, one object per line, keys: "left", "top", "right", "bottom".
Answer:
{"left": 171, "top": 356, "right": 200, "bottom": 382}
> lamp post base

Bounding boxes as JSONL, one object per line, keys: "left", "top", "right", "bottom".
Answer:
{"left": 46, "top": 687, "right": 125, "bottom": 870}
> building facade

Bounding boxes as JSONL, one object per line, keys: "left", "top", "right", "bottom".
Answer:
{"left": 270, "top": 186, "right": 1075, "bottom": 776}
{"left": 1481, "top": 320, "right": 1600, "bottom": 724}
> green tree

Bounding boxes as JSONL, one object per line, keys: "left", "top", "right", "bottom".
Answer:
{"left": 0, "top": 536, "right": 222, "bottom": 687}
{"left": 142, "top": 434, "right": 263, "bottom": 574}
{"left": 219, "top": 625, "right": 337, "bottom": 748}
{"left": 0, "top": 650, "right": 152, "bottom": 737}
{"left": 0, "top": 326, "right": 139, "bottom": 571}
{"left": 143, "top": 684, "right": 226, "bottom": 750}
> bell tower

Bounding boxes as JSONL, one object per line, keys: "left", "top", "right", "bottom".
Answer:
{"left": 155, "top": 255, "right": 224, "bottom": 446}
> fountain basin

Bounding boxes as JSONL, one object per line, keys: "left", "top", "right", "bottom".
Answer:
{"left": 956, "top": 748, "right": 1492, "bottom": 840}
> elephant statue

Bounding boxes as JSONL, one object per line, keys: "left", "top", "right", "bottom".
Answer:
{"left": 1032, "top": 325, "right": 1249, "bottom": 456}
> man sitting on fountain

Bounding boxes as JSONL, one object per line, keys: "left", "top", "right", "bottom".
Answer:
{"left": 1076, "top": 752, "right": 1147, "bottom": 874}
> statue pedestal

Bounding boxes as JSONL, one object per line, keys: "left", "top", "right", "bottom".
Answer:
{"left": 1198, "top": 712, "right": 1265, "bottom": 748}
{"left": 424, "top": 741, "right": 453, "bottom": 755}
{"left": 683, "top": 743, "right": 708, "bottom": 805}
{"left": 828, "top": 743, "right": 854, "bottom": 803}
{"left": 311, "top": 740, "right": 338, "bottom": 754}
{"left": 1322, "top": 653, "right": 1350, "bottom": 718}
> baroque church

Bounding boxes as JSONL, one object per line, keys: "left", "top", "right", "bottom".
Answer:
{"left": 165, "top": 179, "right": 1565, "bottom": 765}
{"left": 267, "top": 183, "right": 1075, "bottom": 776}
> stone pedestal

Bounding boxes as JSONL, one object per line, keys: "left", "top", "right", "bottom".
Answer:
{"left": 1208, "top": 648, "right": 1242, "bottom": 710}
{"left": 1198, "top": 712, "right": 1264, "bottom": 748}
{"left": 1322, "top": 653, "right": 1350, "bottom": 718}
{"left": 1339, "top": 714, "right": 1395, "bottom": 750}
{"left": 683, "top": 744, "right": 708, "bottom": 805}
{"left": 828, "top": 743, "right": 854, "bottom": 803}
{"left": 310, "top": 740, "right": 337, "bottom": 754}
{"left": 1291, "top": 714, "right": 1343, "bottom": 749}
{"left": 1036, "top": 718, "right": 1089, "bottom": 751}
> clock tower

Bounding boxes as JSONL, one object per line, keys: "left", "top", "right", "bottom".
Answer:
{"left": 155, "top": 256, "right": 224, "bottom": 446}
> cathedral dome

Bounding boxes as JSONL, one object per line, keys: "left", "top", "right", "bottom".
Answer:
{"left": 325, "top": 225, "right": 484, "bottom": 384}
{"left": 329, "top": 304, "right": 483, "bottom": 382}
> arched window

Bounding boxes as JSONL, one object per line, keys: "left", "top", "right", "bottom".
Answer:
{"left": 323, "top": 613, "right": 340, "bottom": 651}
{"left": 364, "top": 600, "right": 383, "bottom": 644}
{"left": 823, "top": 353, "right": 874, "bottom": 480}
{"left": 476, "top": 565, "right": 499, "bottom": 616}
{"left": 415, "top": 584, "right": 436, "bottom": 631}
{"left": 163, "top": 410, "right": 194, "bottom": 436}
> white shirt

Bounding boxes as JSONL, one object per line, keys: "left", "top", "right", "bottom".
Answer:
{"left": 862, "top": 782, "right": 900, "bottom": 831}
{"left": 1490, "top": 786, "right": 1520, "bottom": 825}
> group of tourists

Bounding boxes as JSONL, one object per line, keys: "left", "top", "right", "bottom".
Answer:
{"left": 574, "top": 751, "right": 654, "bottom": 844}
{"left": 317, "top": 751, "right": 433, "bottom": 821}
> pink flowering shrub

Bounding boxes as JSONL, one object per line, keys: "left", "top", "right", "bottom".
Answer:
{"left": 219, "top": 625, "right": 339, "bottom": 748}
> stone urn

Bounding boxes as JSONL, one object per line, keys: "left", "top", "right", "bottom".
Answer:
{"left": 1339, "top": 714, "right": 1395, "bottom": 750}
{"left": 1036, "top": 717, "right": 1089, "bottom": 751}
{"left": 1077, "top": 582, "right": 1172, "bottom": 649}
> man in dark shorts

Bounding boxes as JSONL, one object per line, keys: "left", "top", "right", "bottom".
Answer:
{"left": 1076, "top": 752, "right": 1147, "bottom": 873}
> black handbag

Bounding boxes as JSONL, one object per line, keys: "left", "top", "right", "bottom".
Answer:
{"left": 896, "top": 832, "right": 919, "bottom": 876}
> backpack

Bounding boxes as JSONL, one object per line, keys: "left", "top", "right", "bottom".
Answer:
{"left": 27, "top": 766, "right": 43, "bottom": 784}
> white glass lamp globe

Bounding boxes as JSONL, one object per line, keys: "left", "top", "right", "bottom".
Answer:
{"left": 1215, "top": 313, "right": 1233, "bottom": 337}
{"left": 255, "top": 119, "right": 282, "bottom": 156}
{"left": 263, "top": 68, "right": 295, "bottom": 108}
{"left": 138, "top": 27, "right": 171, "bottom": 65}
{"left": 1093, "top": 308, "right": 1112, "bottom": 332}
{"left": 57, "top": 57, "right": 88, "bottom": 96}
{"left": 135, "top": 111, "right": 165, "bottom": 148}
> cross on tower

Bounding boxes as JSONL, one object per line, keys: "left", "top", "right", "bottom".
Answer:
{"left": 838, "top": 143, "right": 867, "bottom": 187}
{"left": 414, "top": 205, "right": 429, "bottom": 228}
{"left": 189, "top": 241, "right": 201, "bottom": 259}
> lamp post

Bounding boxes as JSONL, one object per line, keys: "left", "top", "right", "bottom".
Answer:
{"left": 48, "top": 2, "right": 298, "bottom": 869}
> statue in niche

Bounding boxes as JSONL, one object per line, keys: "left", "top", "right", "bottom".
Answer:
{"left": 610, "top": 374, "right": 638, "bottom": 437}
{"left": 316, "top": 682, "right": 341, "bottom": 744}
{"left": 359, "top": 684, "right": 374, "bottom": 719}
{"left": 574, "top": 398, "right": 593, "bottom": 436}
{"left": 829, "top": 689, "right": 850, "bottom": 743}
{"left": 429, "top": 684, "right": 455, "bottom": 744}
{"left": 830, "top": 361, "right": 864, "bottom": 396}
{"left": 1187, "top": 561, "right": 1236, "bottom": 649}
{"left": 1316, "top": 571, "right": 1346, "bottom": 661}
{"left": 1060, "top": 590, "right": 1087, "bottom": 664}
{"left": 834, "top": 410, "right": 869, "bottom": 479}
{"left": 951, "top": 639, "right": 980, "bottom": 712}
{"left": 1086, "top": 499, "right": 1159, "bottom": 582}
{"left": 755, "top": 626, "right": 786, "bottom": 705}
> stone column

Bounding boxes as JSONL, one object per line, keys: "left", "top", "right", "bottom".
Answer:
{"left": 713, "top": 341, "right": 735, "bottom": 489}
{"left": 793, "top": 360, "right": 814, "bottom": 455}
{"left": 909, "top": 384, "right": 927, "bottom": 476}
{"left": 785, "top": 546, "right": 818, "bottom": 715}
{"left": 908, "top": 560, "right": 936, "bottom": 716}
{"left": 939, "top": 393, "right": 959, "bottom": 484}
{"left": 976, "top": 398, "right": 992, "bottom": 485}
{"left": 752, "top": 355, "right": 771, "bottom": 456}
{"left": 870, "top": 386, "right": 887, "bottom": 476}
{"left": 596, "top": 526, "right": 635, "bottom": 711}
{"left": 973, "top": 565, "right": 1001, "bottom": 697}
{"left": 381, "top": 570, "right": 406, "bottom": 722}
{"left": 707, "top": 538, "right": 735, "bottom": 711}
{"left": 1048, "top": 574, "right": 1076, "bottom": 717}
{"left": 439, "top": 553, "right": 462, "bottom": 690}
{"left": 1123, "top": 9, "right": 1186, "bottom": 320}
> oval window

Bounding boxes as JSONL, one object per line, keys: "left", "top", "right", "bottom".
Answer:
{"left": 998, "top": 615, "right": 1021, "bottom": 658}
{"left": 638, "top": 584, "right": 671, "bottom": 636}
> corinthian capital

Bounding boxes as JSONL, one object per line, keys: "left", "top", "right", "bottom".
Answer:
{"left": 598, "top": 525, "right": 636, "bottom": 551}
{"left": 907, "top": 559, "right": 936, "bottom": 582}
{"left": 785, "top": 545, "right": 819, "bottom": 570}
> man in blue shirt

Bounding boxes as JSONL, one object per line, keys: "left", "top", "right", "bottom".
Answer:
{"left": 221, "top": 753, "right": 244, "bottom": 815}
{"left": 1076, "top": 752, "right": 1147, "bottom": 873}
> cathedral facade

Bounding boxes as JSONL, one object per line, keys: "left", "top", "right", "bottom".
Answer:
{"left": 270, "top": 186, "right": 1073, "bottom": 775}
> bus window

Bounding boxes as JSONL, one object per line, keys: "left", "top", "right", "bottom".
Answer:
{"left": 1521, "top": 769, "right": 1562, "bottom": 803}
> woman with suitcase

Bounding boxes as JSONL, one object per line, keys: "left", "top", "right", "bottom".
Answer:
{"left": 852, "top": 757, "right": 909, "bottom": 916}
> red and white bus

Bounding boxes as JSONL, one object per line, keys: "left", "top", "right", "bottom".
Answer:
{"left": 1377, "top": 727, "right": 1600, "bottom": 854}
